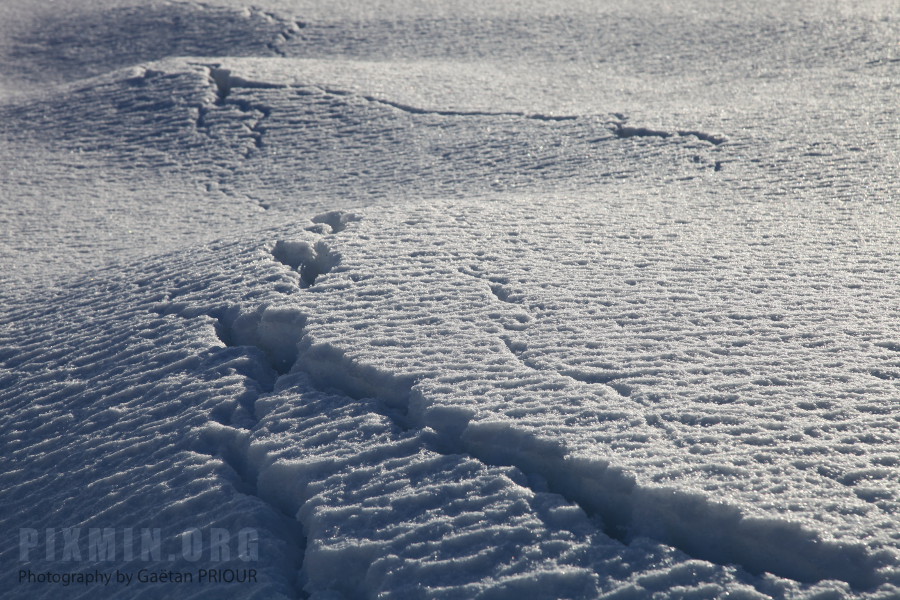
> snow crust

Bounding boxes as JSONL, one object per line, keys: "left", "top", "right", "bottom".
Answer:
{"left": 1, "top": 0, "right": 899, "bottom": 598}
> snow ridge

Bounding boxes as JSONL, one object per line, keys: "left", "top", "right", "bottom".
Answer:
{"left": 150, "top": 302, "right": 309, "bottom": 596}
{"left": 310, "top": 351, "right": 886, "bottom": 589}
{"left": 446, "top": 264, "right": 887, "bottom": 589}
{"left": 206, "top": 223, "right": 888, "bottom": 591}
{"left": 5, "top": 2, "right": 303, "bottom": 85}
{"left": 173, "top": 211, "right": 388, "bottom": 596}
{"left": 164, "top": 221, "right": 350, "bottom": 598}
{"left": 456, "top": 424, "right": 885, "bottom": 589}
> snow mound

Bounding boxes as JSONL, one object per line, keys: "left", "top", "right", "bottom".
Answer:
{"left": 0, "top": 57, "right": 731, "bottom": 288}
{"left": 3, "top": 2, "right": 302, "bottom": 85}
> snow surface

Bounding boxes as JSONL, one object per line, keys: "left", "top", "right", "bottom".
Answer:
{"left": 1, "top": 1, "right": 899, "bottom": 598}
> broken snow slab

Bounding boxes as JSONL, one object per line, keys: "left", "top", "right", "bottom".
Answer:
{"left": 0, "top": 211, "right": 770, "bottom": 600}
{"left": 268, "top": 190, "right": 900, "bottom": 594}
{"left": 3, "top": 190, "right": 898, "bottom": 598}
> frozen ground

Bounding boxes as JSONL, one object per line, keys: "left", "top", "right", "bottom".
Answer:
{"left": 1, "top": 1, "right": 898, "bottom": 598}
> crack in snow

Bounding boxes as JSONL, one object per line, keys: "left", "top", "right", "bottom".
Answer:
{"left": 499, "top": 336, "right": 636, "bottom": 398}
{"left": 248, "top": 238, "right": 887, "bottom": 591}
{"left": 195, "top": 65, "right": 283, "bottom": 160}
{"left": 345, "top": 365, "right": 887, "bottom": 589}
{"left": 155, "top": 211, "right": 359, "bottom": 598}
{"left": 152, "top": 299, "right": 308, "bottom": 598}
{"left": 285, "top": 326, "right": 888, "bottom": 590}
{"left": 458, "top": 266, "right": 636, "bottom": 399}
{"left": 608, "top": 121, "right": 727, "bottom": 146}
{"left": 164, "top": 218, "right": 890, "bottom": 593}
{"left": 311, "top": 86, "right": 580, "bottom": 122}
{"left": 271, "top": 240, "right": 338, "bottom": 289}
{"left": 444, "top": 268, "right": 887, "bottom": 589}
{"left": 310, "top": 85, "right": 728, "bottom": 150}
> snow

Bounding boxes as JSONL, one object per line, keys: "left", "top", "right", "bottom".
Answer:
{"left": 1, "top": 0, "right": 899, "bottom": 598}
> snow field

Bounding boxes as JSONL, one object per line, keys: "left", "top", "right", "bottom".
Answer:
{"left": 2, "top": 0, "right": 899, "bottom": 598}
{"left": 6, "top": 205, "right": 895, "bottom": 598}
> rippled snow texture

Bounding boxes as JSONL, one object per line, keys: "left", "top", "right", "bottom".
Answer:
{"left": 1, "top": 0, "right": 898, "bottom": 598}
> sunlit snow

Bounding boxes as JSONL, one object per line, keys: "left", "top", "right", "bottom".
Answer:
{"left": 1, "top": 1, "right": 898, "bottom": 599}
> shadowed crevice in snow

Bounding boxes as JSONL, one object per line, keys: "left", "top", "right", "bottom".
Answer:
{"left": 293, "top": 84, "right": 730, "bottom": 155}
{"left": 458, "top": 266, "right": 522, "bottom": 305}
{"left": 611, "top": 123, "right": 674, "bottom": 140}
{"left": 156, "top": 215, "right": 360, "bottom": 598}
{"left": 865, "top": 57, "right": 900, "bottom": 67}
{"left": 304, "top": 84, "right": 729, "bottom": 154}
{"left": 500, "top": 333, "right": 635, "bottom": 397}
{"left": 445, "top": 267, "right": 885, "bottom": 586}
{"left": 461, "top": 266, "right": 635, "bottom": 398}
{"left": 195, "top": 65, "right": 283, "bottom": 159}
{"left": 158, "top": 246, "right": 889, "bottom": 594}
{"left": 168, "top": 212, "right": 884, "bottom": 593}
{"left": 203, "top": 66, "right": 289, "bottom": 98}
{"left": 152, "top": 302, "right": 309, "bottom": 598}
{"left": 609, "top": 122, "right": 727, "bottom": 146}
{"left": 358, "top": 93, "right": 579, "bottom": 122}
{"left": 272, "top": 239, "right": 340, "bottom": 288}
{"left": 676, "top": 130, "right": 728, "bottom": 145}
{"left": 456, "top": 423, "right": 888, "bottom": 590}
{"left": 211, "top": 285, "right": 883, "bottom": 592}
{"left": 309, "top": 210, "right": 361, "bottom": 234}
{"left": 271, "top": 211, "right": 356, "bottom": 285}
{"left": 216, "top": 305, "right": 308, "bottom": 377}
{"left": 294, "top": 338, "right": 418, "bottom": 427}
{"left": 489, "top": 283, "right": 514, "bottom": 303}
